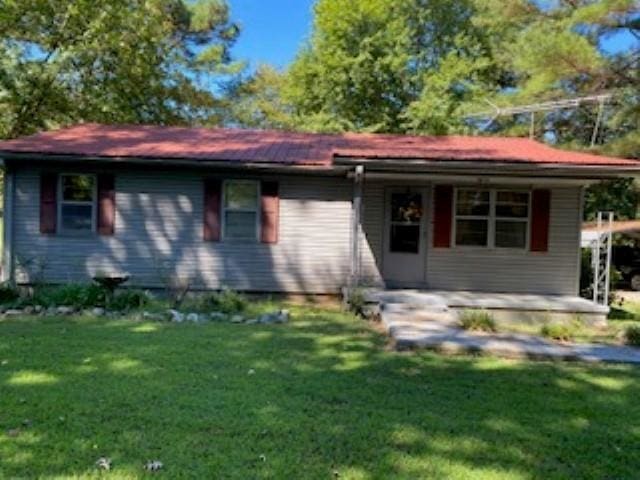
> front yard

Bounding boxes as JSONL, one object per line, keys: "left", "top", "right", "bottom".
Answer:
{"left": 1, "top": 306, "right": 640, "bottom": 479}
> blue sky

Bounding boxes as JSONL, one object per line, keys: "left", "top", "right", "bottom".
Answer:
{"left": 228, "top": 0, "right": 315, "bottom": 69}
{"left": 227, "top": 0, "right": 637, "bottom": 68}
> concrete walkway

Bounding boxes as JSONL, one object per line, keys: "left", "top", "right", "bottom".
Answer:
{"left": 379, "top": 305, "right": 640, "bottom": 364}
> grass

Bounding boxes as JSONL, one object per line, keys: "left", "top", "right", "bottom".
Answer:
{"left": 1, "top": 306, "right": 640, "bottom": 478}
{"left": 459, "top": 309, "right": 497, "bottom": 332}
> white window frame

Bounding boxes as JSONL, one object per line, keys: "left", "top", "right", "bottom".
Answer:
{"left": 58, "top": 173, "right": 97, "bottom": 235}
{"left": 221, "top": 179, "right": 260, "bottom": 242}
{"left": 453, "top": 188, "right": 530, "bottom": 250}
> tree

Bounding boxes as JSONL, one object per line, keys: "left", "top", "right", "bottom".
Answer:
{"left": 280, "top": 0, "right": 502, "bottom": 133}
{"left": 476, "top": 0, "right": 639, "bottom": 158}
{"left": 222, "top": 64, "right": 295, "bottom": 129}
{"left": 0, "top": 0, "right": 242, "bottom": 139}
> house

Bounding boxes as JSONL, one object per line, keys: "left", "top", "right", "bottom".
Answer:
{"left": 1, "top": 123, "right": 638, "bottom": 319}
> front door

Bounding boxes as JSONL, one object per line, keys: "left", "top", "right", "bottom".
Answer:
{"left": 383, "top": 188, "right": 426, "bottom": 286}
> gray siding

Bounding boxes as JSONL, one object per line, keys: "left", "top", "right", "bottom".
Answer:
{"left": 359, "top": 182, "right": 582, "bottom": 296}
{"left": 12, "top": 166, "right": 582, "bottom": 296}
{"left": 13, "top": 168, "right": 353, "bottom": 293}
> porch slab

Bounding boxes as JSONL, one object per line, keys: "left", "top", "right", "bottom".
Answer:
{"left": 364, "top": 289, "right": 608, "bottom": 315}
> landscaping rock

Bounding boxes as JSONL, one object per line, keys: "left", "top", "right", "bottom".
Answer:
{"left": 34, "top": 305, "right": 44, "bottom": 314}
{"left": 23, "top": 306, "right": 35, "bottom": 315}
{"left": 91, "top": 307, "right": 106, "bottom": 317}
{"left": 258, "top": 313, "right": 275, "bottom": 324}
{"left": 56, "top": 306, "right": 75, "bottom": 315}
{"left": 210, "top": 311, "right": 226, "bottom": 321}
{"left": 144, "top": 460, "right": 163, "bottom": 472}
{"left": 142, "top": 311, "right": 164, "bottom": 321}
{"left": 245, "top": 318, "right": 258, "bottom": 325}
{"left": 275, "top": 309, "right": 290, "bottom": 323}
{"left": 45, "top": 307, "right": 57, "bottom": 316}
{"left": 95, "top": 457, "right": 112, "bottom": 471}
{"left": 168, "top": 310, "right": 185, "bottom": 323}
{"left": 361, "top": 304, "right": 381, "bottom": 320}
{"left": 230, "top": 315, "right": 244, "bottom": 323}
{"left": 3, "top": 309, "right": 24, "bottom": 317}
{"left": 186, "top": 313, "right": 200, "bottom": 322}
{"left": 258, "top": 309, "right": 290, "bottom": 324}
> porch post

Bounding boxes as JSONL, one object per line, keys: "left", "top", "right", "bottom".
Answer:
{"left": 350, "top": 165, "right": 364, "bottom": 287}
{"left": 1, "top": 165, "right": 14, "bottom": 284}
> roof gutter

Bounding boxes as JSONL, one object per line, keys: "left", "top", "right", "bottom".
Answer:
{"left": 335, "top": 156, "right": 640, "bottom": 179}
{"left": 0, "top": 152, "right": 347, "bottom": 176}
{"left": 349, "top": 171, "right": 599, "bottom": 186}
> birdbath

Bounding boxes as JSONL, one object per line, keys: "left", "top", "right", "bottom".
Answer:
{"left": 93, "top": 275, "right": 130, "bottom": 303}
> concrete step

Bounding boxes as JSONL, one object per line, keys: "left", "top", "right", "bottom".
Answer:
{"left": 382, "top": 302, "right": 450, "bottom": 314}
{"left": 381, "top": 305, "right": 459, "bottom": 326}
{"left": 364, "top": 289, "right": 449, "bottom": 311}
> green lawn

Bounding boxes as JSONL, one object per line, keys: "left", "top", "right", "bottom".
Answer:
{"left": 1, "top": 307, "right": 640, "bottom": 479}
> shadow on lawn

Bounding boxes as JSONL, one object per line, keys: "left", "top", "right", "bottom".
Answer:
{"left": 1, "top": 312, "right": 640, "bottom": 478}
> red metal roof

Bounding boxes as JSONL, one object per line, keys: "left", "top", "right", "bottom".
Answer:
{"left": 0, "top": 123, "right": 637, "bottom": 167}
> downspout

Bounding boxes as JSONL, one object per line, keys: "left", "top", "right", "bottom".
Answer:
{"left": 1, "top": 160, "right": 14, "bottom": 285}
{"left": 350, "top": 165, "right": 364, "bottom": 288}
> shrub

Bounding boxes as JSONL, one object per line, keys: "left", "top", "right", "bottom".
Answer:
{"left": 200, "top": 288, "right": 248, "bottom": 314}
{"left": 346, "top": 287, "right": 367, "bottom": 317}
{"left": 540, "top": 322, "right": 576, "bottom": 342}
{"left": 0, "top": 284, "right": 20, "bottom": 305}
{"left": 459, "top": 310, "right": 496, "bottom": 332}
{"left": 108, "top": 290, "right": 150, "bottom": 311}
{"left": 32, "top": 283, "right": 107, "bottom": 308}
{"left": 623, "top": 325, "right": 640, "bottom": 346}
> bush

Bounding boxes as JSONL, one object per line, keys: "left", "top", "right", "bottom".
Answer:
{"left": 108, "top": 290, "right": 150, "bottom": 311}
{"left": 540, "top": 322, "right": 576, "bottom": 342}
{"left": 459, "top": 310, "right": 496, "bottom": 332}
{"left": 0, "top": 284, "right": 20, "bottom": 304}
{"left": 580, "top": 248, "right": 622, "bottom": 301}
{"left": 200, "top": 288, "right": 248, "bottom": 314}
{"left": 32, "top": 283, "right": 107, "bottom": 308}
{"left": 346, "top": 287, "right": 367, "bottom": 317}
{"left": 623, "top": 325, "right": 640, "bottom": 346}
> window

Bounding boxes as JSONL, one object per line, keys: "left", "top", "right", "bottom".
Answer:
{"left": 223, "top": 180, "right": 259, "bottom": 240}
{"left": 455, "top": 190, "right": 490, "bottom": 246}
{"left": 59, "top": 174, "right": 96, "bottom": 234}
{"left": 495, "top": 191, "right": 529, "bottom": 248}
{"left": 455, "top": 189, "right": 530, "bottom": 249}
{"left": 389, "top": 192, "right": 423, "bottom": 253}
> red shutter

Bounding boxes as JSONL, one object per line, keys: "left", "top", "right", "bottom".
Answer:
{"left": 261, "top": 181, "right": 279, "bottom": 244}
{"left": 530, "top": 189, "right": 551, "bottom": 252}
{"left": 40, "top": 173, "right": 57, "bottom": 234}
{"left": 97, "top": 174, "right": 116, "bottom": 236}
{"left": 203, "top": 179, "right": 221, "bottom": 241}
{"left": 433, "top": 185, "right": 453, "bottom": 248}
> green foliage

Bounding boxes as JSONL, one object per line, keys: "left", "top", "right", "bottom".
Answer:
{"left": 222, "top": 64, "right": 295, "bottom": 130}
{"left": 0, "top": 0, "right": 241, "bottom": 138}
{"left": 108, "top": 290, "right": 150, "bottom": 311}
{"left": 0, "top": 283, "right": 19, "bottom": 304}
{"left": 624, "top": 325, "right": 640, "bottom": 346}
{"left": 459, "top": 310, "right": 497, "bottom": 332}
{"left": 584, "top": 179, "right": 640, "bottom": 221}
{"left": 540, "top": 322, "right": 576, "bottom": 342}
{"left": 346, "top": 287, "right": 367, "bottom": 317}
{"left": 199, "top": 288, "right": 248, "bottom": 314}
{"left": 31, "top": 283, "right": 107, "bottom": 308}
